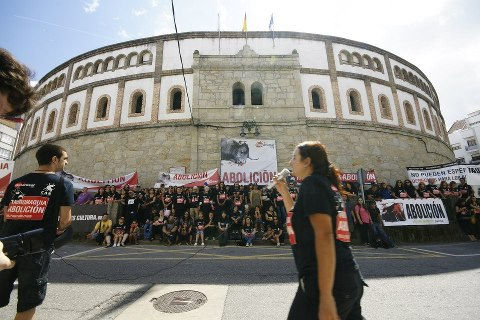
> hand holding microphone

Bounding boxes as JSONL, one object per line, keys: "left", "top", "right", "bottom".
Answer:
{"left": 268, "top": 168, "right": 291, "bottom": 190}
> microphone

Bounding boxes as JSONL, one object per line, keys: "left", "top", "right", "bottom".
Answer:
{"left": 267, "top": 168, "right": 291, "bottom": 189}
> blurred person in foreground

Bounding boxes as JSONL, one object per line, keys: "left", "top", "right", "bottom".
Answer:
{"left": 274, "top": 141, "right": 365, "bottom": 320}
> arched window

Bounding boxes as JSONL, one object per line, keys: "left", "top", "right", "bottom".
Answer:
{"left": 104, "top": 57, "right": 114, "bottom": 71}
{"left": 31, "top": 118, "right": 40, "bottom": 140}
{"left": 73, "top": 66, "right": 83, "bottom": 80}
{"left": 52, "top": 79, "right": 58, "bottom": 90}
{"left": 394, "top": 66, "right": 401, "bottom": 78}
{"left": 423, "top": 109, "right": 432, "bottom": 130}
{"left": 23, "top": 123, "right": 32, "bottom": 146}
{"left": 310, "top": 86, "right": 326, "bottom": 111}
{"left": 67, "top": 103, "right": 79, "bottom": 127}
{"left": 58, "top": 74, "right": 65, "bottom": 87}
{"left": 127, "top": 52, "right": 138, "bottom": 67}
{"left": 139, "top": 50, "right": 152, "bottom": 64}
{"left": 96, "top": 96, "right": 109, "bottom": 119}
{"left": 362, "top": 55, "right": 373, "bottom": 69}
{"left": 432, "top": 114, "right": 440, "bottom": 135}
{"left": 232, "top": 82, "right": 245, "bottom": 105}
{"left": 171, "top": 89, "right": 182, "bottom": 111}
{"left": 404, "top": 102, "right": 415, "bottom": 125}
{"left": 84, "top": 63, "right": 94, "bottom": 77}
{"left": 94, "top": 60, "right": 103, "bottom": 74}
{"left": 339, "top": 50, "right": 350, "bottom": 64}
{"left": 402, "top": 69, "right": 408, "bottom": 81}
{"left": 379, "top": 95, "right": 391, "bottom": 118}
{"left": 408, "top": 72, "right": 415, "bottom": 83}
{"left": 372, "top": 58, "right": 383, "bottom": 72}
{"left": 115, "top": 55, "right": 126, "bottom": 69}
{"left": 351, "top": 53, "right": 362, "bottom": 66}
{"left": 130, "top": 91, "right": 144, "bottom": 114}
{"left": 348, "top": 89, "right": 362, "bottom": 113}
{"left": 46, "top": 111, "right": 56, "bottom": 133}
{"left": 251, "top": 82, "right": 263, "bottom": 105}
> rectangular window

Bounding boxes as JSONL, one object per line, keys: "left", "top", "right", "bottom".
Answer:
{"left": 451, "top": 145, "right": 461, "bottom": 151}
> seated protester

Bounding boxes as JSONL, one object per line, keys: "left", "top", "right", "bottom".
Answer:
{"left": 261, "top": 187, "right": 273, "bottom": 213}
{"left": 404, "top": 180, "right": 418, "bottom": 198}
{"left": 162, "top": 215, "right": 179, "bottom": 246}
{"left": 449, "top": 181, "right": 460, "bottom": 197}
{"left": 273, "top": 189, "right": 287, "bottom": 225}
{"left": 262, "top": 225, "right": 274, "bottom": 241}
{"left": 128, "top": 220, "right": 140, "bottom": 245}
{"left": 200, "top": 186, "right": 214, "bottom": 215}
{"left": 456, "top": 198, "right": 476, "bottom": 241}
{"left": 217, "top": 211, "right": 230, "bottom": 246}
{"left": 112, "top": 217, "right": 128, "bottom": 247}
{"left": 93, "top": 187, "right": 107, "bottom": 204}
{"left": 216, "top": 189, "right": 229, "bottom": 220}
{"left": 366, "top": 201, "right": 395, "bottom": 248}
{"left": 232, "top": 191, "right": 244, "bottom": 212}
{"left": 364, "top": 184, "right": 378, "bottom": 201}
{"left": 135, "top": 192, "right": 147, "bottom": 223}
{"left": 438, "top": 181, "right": 450, "bottom": 198}
{"left": 144, "top": 219, "right": 154, "bottom": 241}
{"left": 466, "top": 195, "right": 480, "bottom": 240}
{"left": 426, "top": 178, "right": 441, "bottom": 198}
{"left": 204, "top": 211, "right": 217, "bottom": 240}
{"left": 162, "top": 190, "right": 174, "bottom": 217}
{"left": 253, "top": 206, "right": 264, "bottom": 233}
{"left": 458, "top": 177, "right": 474, "bottom": 199}
{"left": 229, "top": 206, "right": 243, "bottom": 240}
{"left": 343, "top": 182, "right": 356, "bottom": 196}
{"left": 242, "top": 217, "right": 257, "bottom": 247}
{"left": 152, "top": 211, "right": 166, "bottom": 240}
{"left": 178, "top": 221, "right": 191, "bottom": 245}
{"left": 123, "top": 190, "right": 139, "bottom": 226}
{"left": 377, "top": 182, "right": 394, "bottom": 199}
{"left": 417, "top": 182, "right": 432, "bottom": 198}
{"left": 75, "top": 187, "right": 93, "bottom": 205}
{"left": 194, "top": 212, "right": 206, "bottom": 246}
{"left": 143, "top": 189, "right": 157, "bottom": 222}
{"left": 270, "top": 217, "right": 284, "bottom": 247}
{"left": 264, "top": 206, "right": 275, "bottom": 228}
{"left": 180, "top": 211, "right": 194, "bottom": 244}
{"left": 105, "top": 185, "right": 119, "bottom": 204}
{"left": 89, "top": 214, "right": 112, "bottom": 247}
{"left": 392, "top": 180, "right": 409, "bottom": 199}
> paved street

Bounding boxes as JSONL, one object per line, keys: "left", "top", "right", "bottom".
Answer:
{"left": 0, "top": 241, "right": 479, "bottom": 319}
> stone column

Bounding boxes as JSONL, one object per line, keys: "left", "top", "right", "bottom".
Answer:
{"left": 413, "top": 94, "right": 426, "bottom": 133}
{"left": 151, "top": 40, "right": 164, "bottom": 123}
{"left": 80, "top": 87, "right": 94, "bottom": 131}
{"left": 36, "top": 104, "right": 48, "bottom": 143}
{"left": 325, "top": 40, "right": 343, "bottom": 120}
{"left": 55, "top": 63, "right": 74, "bottom": 137}
{"left": 113, "top": 80, "right": 125, "bottom": 127}
{"left": 383, "top": 54, "right": 404, "bottom": 127}
{"left": 364, "top": 79, "right": 378, "bottom": 123}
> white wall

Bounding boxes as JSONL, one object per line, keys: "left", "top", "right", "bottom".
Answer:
{"left": 390, "top": 58, "right": 434, "bottom": 105}
{"left": 300, "top": 74, "right": 336, "bottom": 119}
{"left": 162, "top": 38, "right": 328, "bottom": 70}
{"left": 417, "top": 98, "right": 436, "bottom": 136}
{"left": 40, "top": 99, "right": 62, "bottom": 141}
{"left": 120, "top": 78, "right": 154, "bottom": 124}
{"left": 396, "top": 90, "right": 421, "bottom": 131}
{"left": 332, "top": 43, "right": 389, "bottom": 82}
{"left": 370, "top": 83, "right": 398, "bottom": 126}
{"left": 337, "top": 77, "right": 371, "bottom": 121}
{"left": 158, "top": 75, "right": 193, "bottom": 121}
{"left": 87, "top": 84, "right": 118, "bottom": 129}
{"left": 70, "top": 44, "right": 156, "bottom": 90}
{"left": 62, "top": 90, "right": 87, "bottom": 134}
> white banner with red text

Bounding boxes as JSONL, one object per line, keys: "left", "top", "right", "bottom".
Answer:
{"left": 154, "top": 169, "right": 220, "bottom": 187}
{"left": 220, "top": 138, "right": 278, "bottom": 185}
{"left": 340, "top": 170, "right": 377, "bottom": 184}
{"left": 0, "top": 161, "right": 14, "bottom": 198}
{"left": 58, "top": 171, "right": 138, "bottom": 191}
{"left": 376, "top": 198, "right": 449, "bottom": 226}
{"left": 407, "top": 162, "right": 480, "bottom": 186}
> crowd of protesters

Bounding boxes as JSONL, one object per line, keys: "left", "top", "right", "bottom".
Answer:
{"left": 82, "top": 175, "right": 480, "bottom": 248}
{"left": 83, "top": 182, "right": 295, "bottom": 247}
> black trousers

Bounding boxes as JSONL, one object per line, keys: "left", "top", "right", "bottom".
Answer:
{"left": 288, "top": 271, "right": 365, "bottom": 320}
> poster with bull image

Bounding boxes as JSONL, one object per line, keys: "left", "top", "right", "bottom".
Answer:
{"left": 220, "top": 138, "right": 278, "bottom": 185}
{"left": 376, "top": 198, "right": 449, "bottom": 226}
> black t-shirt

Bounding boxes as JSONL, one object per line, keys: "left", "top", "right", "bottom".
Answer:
{"left": 113, "top": 223, "right": 127, "bottom": 234}
{"left": 219, "top": 217, "right": 229, "bottom": 228}
{"left": 243, "top": 224, "right": 255, "bottom": 234}
{"left": 1, "top": 173, "right": 74, "bottom": 247}
{"left": 367, "top": 207, "right": 381, "bottom": 224}
{"left": 271, "top": 222, "right": 282, "bottom": 234}
{"left": 291, "top": 173, "right": 357, "bottom": 276}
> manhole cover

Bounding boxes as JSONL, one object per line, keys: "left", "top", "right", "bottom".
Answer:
{"left": 150, "top": 290, "right": 207, "bottom": 313}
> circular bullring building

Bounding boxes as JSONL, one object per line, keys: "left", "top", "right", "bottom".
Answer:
{"left": 13, "top": 31, "right": 454, "bottom": 186}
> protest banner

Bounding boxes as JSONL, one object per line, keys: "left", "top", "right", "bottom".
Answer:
{"left": 0, "top": 160, "right": 14, "bottom": 198}
{"left": 407, "top": 162, "right": 480, "bottom": 186}
{"left": 340, "top": 170, "right": 377, "bottom": 184}
{"left": 220, "top": 138, "right": 278, "bottom": 185}
{"left": 376, "top": 198, "right": 449, "bottom": 226}
{"left": 58, "top": 171, "right": 138, "bottom": 191}
{"left": 154, "top": 169, "right": 220, "bottom": 187}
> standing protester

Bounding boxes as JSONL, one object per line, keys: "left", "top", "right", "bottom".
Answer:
{"left": 0, "top": 144, "right": 74, "bottom": 320}
{"left": 274, "top": 141, "right": 364, "bottom": 320}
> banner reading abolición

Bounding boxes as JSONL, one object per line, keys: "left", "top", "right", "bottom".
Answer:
{"left": 376, "top": 198, "right": 449, "bottom": 226}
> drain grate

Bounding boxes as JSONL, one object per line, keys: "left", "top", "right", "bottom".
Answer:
{"left": 150, "top": 290, "right": 207, "bottom": 313}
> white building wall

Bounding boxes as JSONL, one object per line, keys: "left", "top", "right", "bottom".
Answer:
{"left": 396, "top": 90, "right": 421, "bottom": 131}
{"left": 332, "top": 43, "right": 389, "bottom": 82}
{"left": 87, "top": 84, "right": 118, "bottom": 129}
{"left": 41, "top": 99, "right": 62, "bottom": 141}
{"left": 390, "top": 59, "right": 433, "bottom": 104}
{"left": 300, "top": 74, "right": 336, "bottom": 119}
{"left": 417, "top": 98, "right": 435, "bottom": 136}
{"left": 337, "top": 77, "right": 371, "bottom": 121}
{"left": 70, "top": 44, "right": 156, "bottom": 90}
{"left": 120, "top": 78, "right": 154, "bottom": 124}
{"left": 0, "top": 123, "right": 18, "bottom": 160}
{"left": 62, "top": 90, "right": 87, "bottom": 134}
{"left": 158, "top": 75, "right": 193, "bottom": 121}
{"left": 370, "top": 83, "right": 399, "bottom": 126}
{"left": 162, "top": 38, "right": 328, "bottom": 70}
{"left": 36, "top": 67, "right": 68, "bottom": 105}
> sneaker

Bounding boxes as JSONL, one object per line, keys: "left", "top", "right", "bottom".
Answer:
{"left": 245, "top": 243, "right": 249, "bottom": 247}
{"left": 201, "top": 242, "right": 205, "bottom": 246}
{"left": 120, "top": 243, "right": 125, "bottom": 247}
{"left": 250, "top": 243, "right": 253, "bottom": 247}
{"left": 276, "top": 243, "right": 280, "bottom": 247}
{"left": 113, "top": 244, "right": 117, "bottom": 247}
{"left": 194, "top": 243, "right": 198, "bottom": 246}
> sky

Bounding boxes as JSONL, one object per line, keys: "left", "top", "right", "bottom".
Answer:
{"left": 1, "top": 0, "right": 479, "bottom": 129}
